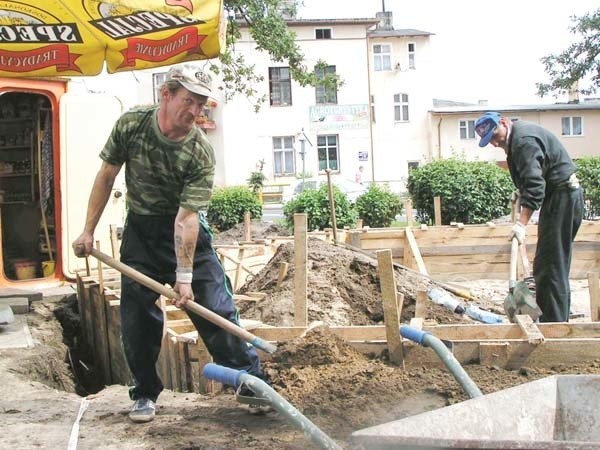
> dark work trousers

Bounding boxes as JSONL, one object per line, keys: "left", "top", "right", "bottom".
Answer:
{"left": 534, "top": 186, "right": 583, "bottom": 322}
{"left": 120, "top": 212, "right": 263, "bottom": 402}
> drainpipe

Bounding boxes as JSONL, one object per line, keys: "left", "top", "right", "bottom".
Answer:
{"left": 437, "top": 116, "right": 442, "bottom": 159}
{"left": 366, "top": 36, "right": 375, "bottom": 183}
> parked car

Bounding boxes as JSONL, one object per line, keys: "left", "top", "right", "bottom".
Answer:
{"left": 282, "top": 177, "right": 368, "bottom": 203}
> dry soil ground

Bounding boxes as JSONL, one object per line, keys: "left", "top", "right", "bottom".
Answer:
{"left": 0, "top": 221, "right": 598, "bottom": 450}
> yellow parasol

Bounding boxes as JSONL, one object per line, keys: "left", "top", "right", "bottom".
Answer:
{"left": 0, "top": 0, "right": 225, "bottom": 77}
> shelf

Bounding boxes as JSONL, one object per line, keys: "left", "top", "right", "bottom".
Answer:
{"left": 0, "top": 145, "right": 30, "bottom": 150}
{"left": 0, "top": 118, "right": 32, "bottom": 123}
{"left": 0, "top": 172, "right": 31, "bottom": 178}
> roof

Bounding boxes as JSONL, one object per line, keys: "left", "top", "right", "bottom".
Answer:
{"left": 368, "top": 28, "right": 434, "bottom": 38}
{"left": 431, "top": 100, "right": 600, "bottom": 114}
{"left": 238, "top": 18, "right": 379, "bottom": 27}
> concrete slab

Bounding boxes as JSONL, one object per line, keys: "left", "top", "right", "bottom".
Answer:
{"left": 0, "top": 287, "right": 42, "bottom": 303}
{"left": 41, "top": 284, "right": 77, "bottom": 302}
{"left": 0, "top": 297, "right": 29, "bottom": 314}
{"left": 0, "top": 315, "right": 34, "bottom": 349}
{"left": 352, "top": 375, "right": 600, "bottom": 449}
{"left": 0, "top": 304, "right": 14, "bottom": 324}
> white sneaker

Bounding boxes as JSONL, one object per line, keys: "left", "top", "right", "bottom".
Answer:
{"left": 129, "top": 398, "right": 156, "bottom": 423}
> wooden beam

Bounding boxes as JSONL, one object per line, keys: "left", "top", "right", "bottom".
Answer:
{"left": 276, "top": 261, "right": 289, "bottom": 288}
{"left": 514, "top": 314, "right": 545, "bottom": 344}
{"left": 294, "top": 213, "right": 308, "bottom": 327}
{"left": 434, "top": 196, "right": 442, "bottom": 226}
{"left": 404, "top": 227, "right": 428, "bottom": 275}
{"left": 404, "top": 199, "right": 413, "bottom": 227}
{"left": 415, "top": 289, "right": 428, "bottom": 319}
{"left": 377, "top": 249, "right": 404, "bottom": 366}
{"left": 589, "top": 271, "right": 600, "bottom": 322}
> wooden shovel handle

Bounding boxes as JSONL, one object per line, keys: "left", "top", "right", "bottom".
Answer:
{"left": 509, "top": 237, "right": 519, "bottom": 290}
{"left": 89, "top": 248, "right": 277, "bottom": 354}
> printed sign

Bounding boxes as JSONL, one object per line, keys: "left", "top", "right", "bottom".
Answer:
{"left": 358, "top": 151, "right": 368, "bottom": 161}
{"left": 0, "top": 0, "right": 224, "bottom": 77}
{"left": 308, "top": 104, "right": 369, "bottom": 132}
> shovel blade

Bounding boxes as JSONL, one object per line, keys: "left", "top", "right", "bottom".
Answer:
{"left": 504, "top": 281, "right": 542, "bottom": 323}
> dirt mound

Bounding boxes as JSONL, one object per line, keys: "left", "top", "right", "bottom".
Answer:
{"left": 238, "top": 237, "right": 473, "bottom": 326}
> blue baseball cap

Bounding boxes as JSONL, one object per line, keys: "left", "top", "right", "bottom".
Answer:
{"left": 475, "top": 112, "right": 501, "bottom": 147}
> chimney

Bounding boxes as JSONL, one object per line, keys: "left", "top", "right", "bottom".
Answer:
{"left": 376, "top": 11, "right": 393, "bottom": 30}
{"left": 568, "top": 80, "right": 579, "bottom": 104}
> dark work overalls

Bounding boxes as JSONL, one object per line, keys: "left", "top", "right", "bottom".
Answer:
{"left": 507, "top": 121, "right": 584, "bottom": 323}
{"left": 119, "top": 212, "right": 263, "bottom": 402}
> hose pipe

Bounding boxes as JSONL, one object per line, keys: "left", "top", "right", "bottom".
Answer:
{"left": 202, "top": 363, "right": 343, "bottom": 450}
{"left": 400, "top": 325, "right": 483, "bottom": 398}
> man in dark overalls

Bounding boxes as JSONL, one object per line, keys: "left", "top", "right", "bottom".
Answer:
{"left": 72, "top": 64, "right": 265, "bottom": 422}
{"left": 475, "top": 111, "right": 584, "bottom": 323}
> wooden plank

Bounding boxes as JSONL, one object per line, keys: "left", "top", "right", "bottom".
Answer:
{"left": 90, "top": 283, "right": 112, "bottom": 384}
{"left": 433, "top": 196, "right": 442, "bottom": 226}
{"left": 479, "top": 342, "right": 510, "bottom": 366}
{"left": 377, "top": 249, "right": 404, "bottom": 365}
{"left": 415, "top": 289, "right": 428, "bottom": 319}
{"left": 515, "top": 314, "right": 545, "bottom": 344}
{"left": 276, "top": 262, "right": 289, "bottom": 288}
{"left": 589, "top": 272, "right": 600, "bottom": 322}
{"left": 404, "top": 227, "right": 428, "bottom": 275}
{"left": 251, "top": 322, "right": 600, "bottom": 342}
{"left": 294, "top": 213, "right": 308, "bottom": 327}
{"left": 105, "top": 297, "right": 131, "bottom": 385}
{"left": 404, "top": 199, "right": 413, "bottom": 228}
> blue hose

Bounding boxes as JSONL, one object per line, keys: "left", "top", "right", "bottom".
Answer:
{"left": 400, "top": 325, "right": 483, "bottom": 398}
{"left": 202, "top": 363, "right": 343, "bottom": 450}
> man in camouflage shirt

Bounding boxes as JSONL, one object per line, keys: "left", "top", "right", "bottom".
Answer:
{"left": 72, "top": 64, "right": 265, "bottom": 423}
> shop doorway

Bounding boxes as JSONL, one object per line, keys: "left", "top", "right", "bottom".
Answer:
{"left": 0, "top": 91, "right": 56, "bottom": 281}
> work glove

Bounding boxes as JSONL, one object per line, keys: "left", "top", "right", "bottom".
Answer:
{"left": 509, "top": 222, "right": 526, "bottom": 244}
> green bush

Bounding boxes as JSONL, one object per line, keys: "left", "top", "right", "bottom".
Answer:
{"left": 207, "top": 186, "right": 262, "bottom": 231}
{"left": 575, "top": 156, "right": 600, "bottom": 219}
{"left": 355, "top": 184, "right": 403, "bottom": 228}
{"left": 407, "top": 158, "right": 513, "bottom": 224}
{"left": 283, "top": 185, "right": 358, "bottom": 231}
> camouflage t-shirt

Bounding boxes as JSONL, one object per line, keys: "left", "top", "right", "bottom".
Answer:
{"left": 99, "top": 105, "right": 215, "bottom": 215}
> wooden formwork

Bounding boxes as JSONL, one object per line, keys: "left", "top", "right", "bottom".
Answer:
{"left": 346, "top": 221, "right": 600, "bottom": 280}
{"left": 76, "top": 218, "right": 600, "bottom": 394}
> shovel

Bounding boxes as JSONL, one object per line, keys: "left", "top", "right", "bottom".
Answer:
{"left": 503, "top": 237, "right": 542, "bottom": 323}
{"left": 89, "top": 248, "right": 277, "bottom": 354}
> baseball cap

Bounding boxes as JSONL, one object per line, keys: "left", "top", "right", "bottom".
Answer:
{"left": 165, "top": 64, "right": 213, "bottom": 98}
{"left": 475, "top": 111, "right": 501, "bottom": 147}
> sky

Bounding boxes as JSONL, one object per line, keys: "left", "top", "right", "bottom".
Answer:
{"left": 296, "top": 0, "right": 598, "bottom": 106}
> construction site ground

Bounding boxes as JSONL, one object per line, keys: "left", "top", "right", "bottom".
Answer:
{"left": 1, "top": 221, "right": 599, "bottom": 450}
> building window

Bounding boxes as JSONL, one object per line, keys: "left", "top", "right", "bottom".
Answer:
{"left": 152, "top": 72, "right": 167, "bottom": 103}
{"left": 317, "top": 135, "right": 339, "bottom": 171}
{"left": 315, "top": 65, "right": 337, "bottom": 104}
{"left": 269, "top": 67, "right": 292, "bottom": 106}
{"left": 459, "top": 119, "right": 476, "bottom": 139}
{"left": 373, "top": 44, "right": 392, "bottom": 71}
{"left": 370, "top": 94, "right": 376, "bottom": 123}
{"left": 561, "top": 116, "right": 583, "bottom": 136}
{"left": 408, "top": 42, "right": 415, "bottom": 69}
{"left": 273, "top": 136, "right": 295, "bottom": 176}
{"left": 315, "top": 28, "right": 332, "bottom": 39}
{"left": 408, "top": 161, "right": 420, "bottom": 171}
{"left": 393, "top": 93, "right": 409, "bottom": 122}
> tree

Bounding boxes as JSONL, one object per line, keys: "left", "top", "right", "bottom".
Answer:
{"left": 536, "top": 8, "right": 600, "bottom": 99}
{"left": 211, "top": 0, "right": 341, "bottom": 110}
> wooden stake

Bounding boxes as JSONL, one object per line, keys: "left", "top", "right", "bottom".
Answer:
{"left": 377, "top": 249, "right": 404, "bottom": 366}
{"left": 415, "top": 289, "right": 428, "bottom": 318}
{"left": 276, "top": 262, "right": 289, "bottom": 288}
{"left": 294, "top": 213, "right": 308, "bottom": 327}
{"left": 404, "top": 198, "right": 413, "bottom": 227}
{"left": 243, "top": 211, "right": 251, "bottom": 242}
{"left": 325, "top": 169, "right": 338, "bottom": 244}
{"left": 588, "top": 272, "right": 600, "bottom": 322}
{"left": 434, "top": 196, "right": 442, "bottom": 226}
